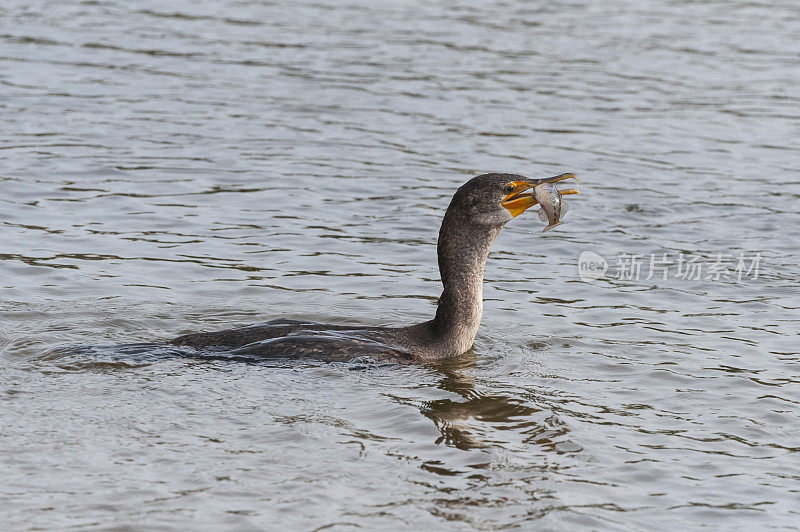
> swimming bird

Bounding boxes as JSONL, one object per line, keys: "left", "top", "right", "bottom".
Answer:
{"left": 171, "top": 172, "right": 578, "bottom": 362}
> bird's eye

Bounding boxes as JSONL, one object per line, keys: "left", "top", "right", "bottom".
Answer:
{"left": 504, "top": 184, "right": 515, "bottom": 194}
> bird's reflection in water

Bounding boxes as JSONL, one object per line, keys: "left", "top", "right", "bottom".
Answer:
{"left": 47, "top": 342, "right": 574, "bottom": 453}
{"left": 419, "top": 351, "right": 569, "bottom": 451}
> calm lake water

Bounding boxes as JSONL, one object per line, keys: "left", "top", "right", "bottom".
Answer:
{"left": 2, "top": 0, "right": 799, "bottom": 529}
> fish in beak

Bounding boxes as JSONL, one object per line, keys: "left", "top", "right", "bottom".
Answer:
{"left": 501, "top": 173, "right": 579, "bottom": 218}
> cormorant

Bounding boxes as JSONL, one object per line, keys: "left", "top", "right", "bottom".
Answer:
{"left": 171, "top": 172, "right": 578, "bottom": 362}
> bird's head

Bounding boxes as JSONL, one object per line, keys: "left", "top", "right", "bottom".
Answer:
{"left": 451, "top": 172, "right": 579, "bottom": 227}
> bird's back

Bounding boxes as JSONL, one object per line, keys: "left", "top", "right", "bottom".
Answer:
{"left": 170, "top": 319, "right": 415, "bottom": 362}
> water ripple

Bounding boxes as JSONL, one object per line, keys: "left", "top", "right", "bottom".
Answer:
{"left": 1, "top": 0, "right": 799, "bottom": 529}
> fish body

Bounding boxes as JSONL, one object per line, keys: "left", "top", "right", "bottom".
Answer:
{"left": 533, "top": 182, "right": 567, "bottom": 232}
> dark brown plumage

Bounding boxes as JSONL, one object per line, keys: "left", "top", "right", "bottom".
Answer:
{"left": 171, "top": 172, "right": 576, "bottom": 362}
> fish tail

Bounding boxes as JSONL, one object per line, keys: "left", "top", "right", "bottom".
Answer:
{"left": 542, "top": 221, "right": 566, "bottom": 232}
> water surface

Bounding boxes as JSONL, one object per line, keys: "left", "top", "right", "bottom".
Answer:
{"left": 2, "top": 0, "right": 799, "bottom": 529}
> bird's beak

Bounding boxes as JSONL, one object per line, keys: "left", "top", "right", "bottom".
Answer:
{"left": 501, "top": 173, "right": 579, "bottom": 218}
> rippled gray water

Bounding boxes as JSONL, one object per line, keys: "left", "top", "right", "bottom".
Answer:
{"left": 2, "top": 0, "right": 799, "bottom": 529}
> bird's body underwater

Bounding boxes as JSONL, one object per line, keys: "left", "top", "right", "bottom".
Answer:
{"left": 171, "top": 172, "right": 579, "bottom": 362}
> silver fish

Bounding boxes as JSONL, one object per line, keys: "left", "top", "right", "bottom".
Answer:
{"left": 533, "top": 182, "right": 569, "bottom": 232}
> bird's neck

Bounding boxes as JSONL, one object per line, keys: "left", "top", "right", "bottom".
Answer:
{"left": 430, "top": 209, "right": 502, "bottom": 356}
